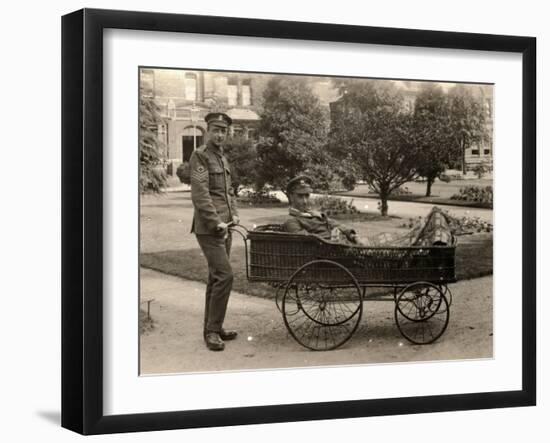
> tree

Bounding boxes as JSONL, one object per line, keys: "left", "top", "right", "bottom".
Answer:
{"left": 412, "top": 84, "right": 454, "bottom": 197}
{"left": 329, "top": 80, "right": 418, "bottom": 216}
{"left": 176, "top": 162, "right": 191, "bottom": 184}
{"left": 305, "top": 160, "right": 359, "bottom": 192}
{"left": 223, "top": 136, "right": 259, "bottom": 195}
{"left": 447, "top": 85, "right": 489, "bottom": 174}
{"left": 139, "top": 95, "right": 167, "bottom": 193}
{"left": 256, "top": 77, "right": 329, "bottom": 195}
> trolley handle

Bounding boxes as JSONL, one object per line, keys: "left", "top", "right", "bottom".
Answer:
{"left": 228, "top": 222, "right": 249, "bottom": 241}
{"left": 228, "top": 222, "right": 250, "bottom": 280}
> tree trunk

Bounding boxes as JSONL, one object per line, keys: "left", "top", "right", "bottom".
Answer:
{"left": 462, "top": 143, "right": 467, "bottom": 175}
{"left": 425, "top": 176, "right": 434, "bottom": 197}
{"left": 379, "top": 194, "right": 389, "bottom": 216}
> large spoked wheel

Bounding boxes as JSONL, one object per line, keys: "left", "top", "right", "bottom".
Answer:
{"left": 439, "top": 284, "right": 453, "bottom": 310}
{"left": 394, "top": 282, "right": 450, "bottom": 345}
{"left": 274, "top": 284, "right": 285, "bottom": 313}
{"left": 282, "top": 260, "right": 363, "bottom": 351}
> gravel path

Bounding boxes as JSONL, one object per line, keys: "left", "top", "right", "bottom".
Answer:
{"left": 140, "top": 268, "right": 493, "bottom": 375}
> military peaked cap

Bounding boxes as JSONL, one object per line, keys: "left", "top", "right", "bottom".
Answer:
{"left": 205, "top": 112, "right": 232, "bottom": 128}
{"left": 286, "top": 175, "right": 313, "bottom": 195}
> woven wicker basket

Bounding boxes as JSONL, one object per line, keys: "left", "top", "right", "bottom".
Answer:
{"left": 248, "top": 224, "right": 456, "bottom": 285}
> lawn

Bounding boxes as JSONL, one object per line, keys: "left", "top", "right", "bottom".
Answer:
{"left": 336, "top": 179, "right": 493, "bottom": 208}
{"left": 140, "top": 191, "right": 492, "bottom": 298}
{"left": 140, "top": 191, "right": 407, "bottom": 253}
{"left": 141, "top": 233, "right": 493, "bottom": 300}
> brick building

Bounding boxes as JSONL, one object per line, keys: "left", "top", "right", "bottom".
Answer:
{"left": 140, "top": 68, "right": 264, "bottom": 173}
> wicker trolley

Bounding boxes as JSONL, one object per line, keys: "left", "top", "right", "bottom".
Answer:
{"left": 229, "top": 223, "right": 456, "bottom": 351}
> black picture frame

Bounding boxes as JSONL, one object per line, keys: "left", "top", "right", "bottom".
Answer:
{"left": 61, "top": 8, "right": 536, "bottom": 435}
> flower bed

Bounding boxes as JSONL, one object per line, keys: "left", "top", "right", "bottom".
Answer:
{"left": 311, "top": 195, "right": 359, "bottom": 216}
{"left": 450, "top": 185, "right": 493, "bottom": 208}
{"left": 237, "top": 189, "right": 282, "bottom": 206}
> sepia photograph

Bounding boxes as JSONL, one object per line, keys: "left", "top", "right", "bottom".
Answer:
{"left": 138, "top": 67, "right": 494, "bottom": 375}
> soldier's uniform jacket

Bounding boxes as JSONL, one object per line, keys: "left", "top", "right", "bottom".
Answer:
{"left": 284, "top": 207, "right": 356, "bottom": 242}
{"left": 190, "top": 141, "right": 238, "bottom": 234}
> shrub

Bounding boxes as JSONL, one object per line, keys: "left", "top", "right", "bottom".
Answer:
{"left": 176, "top": 162, "right": 190, "bottom": 184}
{"left": 473, "top": 163, "right": 489, "bottom": 179}
{"left": 451, "top": 215, "right": 493, "bottom": 233}
{"left": 444, "top": 209, "right": 493, "bottom": 234}
{"left": 237, "top": 188, "right": 281, "bottom": 205}
{"left": 341, "top": 172, "right": 358, "bottom": 191}
{"left": 311, "top": 195, "right": 359, "bottom": 216}
{"left": 451, "top": 185, "right": 493, "bottom": 207}
{"left": 400, "top": 210, "right": 493, "bottom": 234}
{"left": 391, "top": 186, "right": 411, "bottom": 196}
{"left": 439, "top": 171, "right": 463, "bottom": 182}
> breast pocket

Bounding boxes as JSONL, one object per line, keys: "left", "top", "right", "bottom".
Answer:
{"left": 208, "top": 165, "right": 225, "bottom": 190}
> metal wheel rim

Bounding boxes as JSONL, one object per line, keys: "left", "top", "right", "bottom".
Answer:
{"left": 439, "top": 284, "right": 453, "bottom": 311}
{"left": 282, "top": 260, "right": 363, "bottom": 351}
{"left": 396, "top": 282, "right": 443, "bottom": 322}
{"left": 394, "top": 283, "right": 450, "bottom": 345}
{"left": 297, "top": 284, "right": 362, "bottom": 327}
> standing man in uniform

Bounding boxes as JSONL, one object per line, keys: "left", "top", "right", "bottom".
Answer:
{"left": 190, "top": 112, "right": 239, "bottom": 351}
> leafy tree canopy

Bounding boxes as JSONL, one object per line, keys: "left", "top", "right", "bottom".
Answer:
{"left": 223, "top": 136, "right": 259, "bottom": 195}
{"left": 329, "top": 80, "right": 418, "bottom": 215}
{"left": 139, "top": 95, "right": 167, "bottom": 194}
{"left": 256, "top": 77, "right": 329, "bottom": 193}
{"left": 412, "top": 83, "right": 454, "bottom": 196}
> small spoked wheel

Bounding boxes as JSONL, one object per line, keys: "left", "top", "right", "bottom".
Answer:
{"left": 282, "top": 260, "right": 363, "bottom": 351}
{"left": 394, "top": 282, "right": 449, "bottom": 345}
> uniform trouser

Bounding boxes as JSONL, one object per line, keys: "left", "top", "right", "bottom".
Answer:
{"left": 195, "top": 233, "right": 233, "bottom": 334}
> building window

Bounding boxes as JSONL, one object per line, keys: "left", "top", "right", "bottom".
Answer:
{"left": 484, "top": 149, "right": 491, "bottom": 155}
{"left": 471, "top": 149, "right": 480, "bottom": 155}
{"left": 227, "top": 79, "right": 238, "bottom": 106}
{"left": 185, "top": 73, "right": 197, "bottom": 101}
{"left": 140, "top": 69, "right": 154, "bottom": 97}
{"left": 242, "top": 80, "right": 251, "bottom": 106}
{"left": 232, "top": 126, "right": 244, "bottom": 138}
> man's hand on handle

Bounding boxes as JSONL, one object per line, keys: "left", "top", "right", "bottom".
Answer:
{"left": 216, "top": 222, "right": 230, "bottom": 237}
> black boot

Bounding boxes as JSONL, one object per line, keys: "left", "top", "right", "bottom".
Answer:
{"left": 219, "top": 329, "right": 238, "bottom": 341}
{"left": 204, "top": 332, "right": 225, "bottom": 351}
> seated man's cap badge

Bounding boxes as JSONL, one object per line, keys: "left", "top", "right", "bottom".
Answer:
{"left": 286, "top": 175, "right": 313, "bottom": 195}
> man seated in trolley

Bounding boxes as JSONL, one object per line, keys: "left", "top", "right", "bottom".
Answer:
{"left": 284, "top": 175, "right": 455, "bottom": 247}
